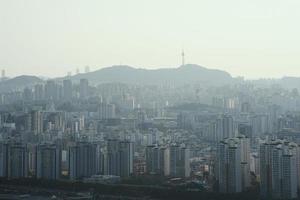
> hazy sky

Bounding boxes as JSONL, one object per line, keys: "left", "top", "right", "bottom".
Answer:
{"left": 1, "top": 0, "right": 300, "bottom": 79}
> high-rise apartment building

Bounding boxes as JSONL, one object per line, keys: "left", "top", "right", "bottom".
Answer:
{"left": 105, "top": 139, "right": 134, "bottom": 177}
{"left": 145, "top": 145, "right": 167, "bottom": 175}
{"left": 166, "top": 144, "right": 190, "bottom": 178}
{"left": 63, "top": 79, "right": 73, "bottom": 101}
{"left": 0, "top": 142, "right": 8, "bottom": 177}
{"left": 216, "top": 114, "right": 235, "bottom": 141}
{"left": 79, "top": 79, "right": 89, "bottom": 99}
{"left": 36, "top": 144, "right": 61, "bottom": 180}
{"left": 45, "top": 80, "right": 58, "bottom": 101}
{"left": 34, "top": 84, "right": 44, "bottom": 101}
{"left": 260, "top": 140, "right": 298, "bottom": 199}
{"left": 30, "top": 110, "right": 43, "bottom": 135}
{"left": 69, "top": 142, "right": 97, "bottom": 180}
{"left": 99, "top": 103, "right": 116, "bottom": 120}
{"left": 8, "top": 143, "right": 28, "bottom": 179}
{"left": 217, "top": 136, "right": 250, "bottom": 193}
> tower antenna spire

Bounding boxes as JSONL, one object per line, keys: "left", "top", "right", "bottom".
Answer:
{"left": 181, "top": 49, "right": 185, "bottom": 66}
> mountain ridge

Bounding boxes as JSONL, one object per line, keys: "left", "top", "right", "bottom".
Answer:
{"left": 58, "top": 64, "right": 234, "bottom": 86}
{"left": 3, "top": 64, "right": 300, "bottom": 92}
{"left": 0, "top": 75, "right": 43, "bottom": 93}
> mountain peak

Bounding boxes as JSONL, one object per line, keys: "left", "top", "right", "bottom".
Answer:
{"left": 0, "top": 75, "right": 43, "bottom": 92}
{"left": 105, "top": 65, "right": 135, "bottom": 70}
{"left": 178, "top": 64, "right": 206, "bottom": 70}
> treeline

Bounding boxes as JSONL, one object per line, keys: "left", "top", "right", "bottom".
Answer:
{"left": 0, "top": 178, "right": 260, "bottom": 200}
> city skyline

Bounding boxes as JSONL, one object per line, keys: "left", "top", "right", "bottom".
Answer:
{"left": 0, "top": 57, "right": 299, "bottom": 199}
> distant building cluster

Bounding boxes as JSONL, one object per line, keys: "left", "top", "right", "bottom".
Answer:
{"left": 146, "top": 144, "right": 190, "bottom": 177}
{"left": 1, "top": 69, "right": 300, "bottom": 199}
{"left": 0, "top": 139, "right": 134, "bottom": 181}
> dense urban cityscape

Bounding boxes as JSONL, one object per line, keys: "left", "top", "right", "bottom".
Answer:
{"left": 2, "top": 0, "right": 300, "bottom": 199}
{"left": 0, "top": 64, "right": 299, "bottom": 199}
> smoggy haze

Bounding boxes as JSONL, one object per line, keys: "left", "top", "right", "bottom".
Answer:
{"left": 1, "top": 0, "right": 300, "bottom": 78}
